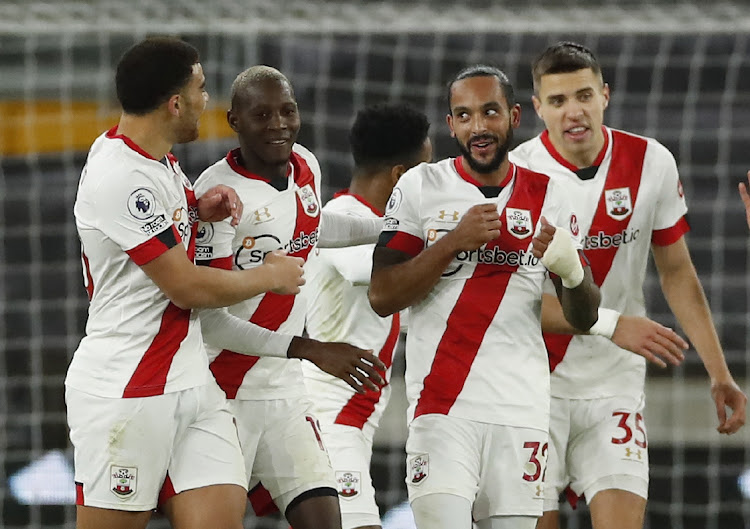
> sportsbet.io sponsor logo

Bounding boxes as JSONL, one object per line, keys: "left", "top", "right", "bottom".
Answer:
{"left": 456, "top": 247, "right": 539, "bottom": 267}
{"left": 584, "top": 227, "right": 640, "bottom": 250}
{"left": 235, "top": 228, "right": 320, "bottom": 267}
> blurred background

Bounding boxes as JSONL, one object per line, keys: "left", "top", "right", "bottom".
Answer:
{"left": 1, "top": 0, "right": 750, "bottom": 527}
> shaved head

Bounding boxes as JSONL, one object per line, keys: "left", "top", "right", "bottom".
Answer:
{"left": 230, "top": 65, "right": 294, "bottom": 109}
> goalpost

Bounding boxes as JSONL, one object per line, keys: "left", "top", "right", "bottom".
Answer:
{"left": 1, "top": 1, "right": 749, "bottom": 528}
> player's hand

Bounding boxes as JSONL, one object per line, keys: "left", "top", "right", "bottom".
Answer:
{"left": 711, "top": 378, "right": 747, "bottom": 434}
{"left": 263, "top": 250, "right": 305, "bottom": 295}
{"left": 198, "top": 184, "right": 243, "bottom": 226}
{"left": 738, "top": 171, "right": 750, "bottom": 231}
{"left": 289, "top": 338, "right": 386, "bottom": 394}
{"left": 611, "top": 315, "right": 687, "bottom": 368}
{"left": 531, "top": 215, "right": 556, "bottom": 259}
{"left": 446, "top": 203, "right": 501, "bottom": 252}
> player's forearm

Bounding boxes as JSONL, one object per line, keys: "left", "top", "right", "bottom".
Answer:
{"left": 541, "top": 293, "right": 581, "bottom": 334}
{"left": 173, "top": 265, "right": 279, "bottom": 309}
{"left": 198, "top": 308, "right": 292, "bottom": 357}
{"left": 318, "top": 211, "right": 383, "bottom": 248}
{"left": 369, "top": 238, "right": 458, "bottom": 316}
{"left": 559, "top": 268, "right": 600, "bottom": 332}
{"left": 660, "top": 267, "right": 732, "bottom": 381}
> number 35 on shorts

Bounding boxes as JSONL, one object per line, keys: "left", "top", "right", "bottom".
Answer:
{"left": 611, "top": 410, "right": 648, "bottom": 461}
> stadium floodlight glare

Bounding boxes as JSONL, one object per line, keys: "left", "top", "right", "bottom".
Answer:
{"left": 8, "top": 451, "right": 76, "bottom": 505}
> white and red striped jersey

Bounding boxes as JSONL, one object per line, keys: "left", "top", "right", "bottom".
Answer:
{"left": 303, "top": 191, "right": 401, "bottom": 439}
{"left": 67, "top": 127, "right": 209, "bottom": 398}
{"left": 509, "top": 127, "right": 689, "bottom": 399}
{"left": 193, "top": 144, "right": 322, "bottom": 401}
{"left": 381, "top": 157, "right": 580, "bottom": 432}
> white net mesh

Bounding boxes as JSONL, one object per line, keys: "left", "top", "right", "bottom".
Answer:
{"left": 1, "top": 1, "right": 750, "bottom": 528}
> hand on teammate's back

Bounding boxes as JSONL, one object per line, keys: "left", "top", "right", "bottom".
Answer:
{"left": 610, "top": 315, "right": 687, "bottom": 368}
{"left": 263, "top": 250, "right": 305, "bottom": 295}
{"left": 198, "top": 184, "right": 244, "bottom": 226}
{"left": 446, "top": 203, "right": 502, "bottom": 252}
{"left": 289, "top": 337, "right": 386, "bottom": 394}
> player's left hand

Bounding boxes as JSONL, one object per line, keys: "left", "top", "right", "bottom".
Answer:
{"left": 290, "top": 338, "right": 387, "bottom": 394}
{"left": 198, "top": 184, "right": 243, "bottom": 226}
{"left": 711, "top": 378, "right": 747, "bottom": 434}
{"left": 531, "top": 216, "right": 555, "bottom": 259}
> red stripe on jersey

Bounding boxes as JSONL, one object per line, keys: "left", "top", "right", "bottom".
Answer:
{"left": 414, "top": 167, "right": 549, "bottom": 418}
{"left": 334, "top": 312, "right": 401, "bottom": 429}
{"left": 122, "top": 301, "right": 191, "bottom": 398}
{"left": 81, "top": 250, "right": 94, "bottom": 300}
{"left": 544, "top": 130, "right": 648, "bottom": 372}
{"left": 211, "top": 150, "right": 321, "bottom": 396}
{"left": 385, "top": 232, "right": 424, "bottom": 257}
{"left": 127, "top": 225, "right": 180, "bottom": 266}
{"left": 652, "top": 216, "right": 690, "bottom": 246}
{"left": 75, "top": 482, "right": 84, "bottom": 506}
{"left": 106, "top": 126, "right": 157, "bottom": 160}
{"left": 453, "top": 157, "right": 514, "bottom": 188}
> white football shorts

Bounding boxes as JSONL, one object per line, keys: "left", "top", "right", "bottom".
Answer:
{"left": 405, "top": 414, "right": 548, "bottom": 521}
{"left": 320, "top": 422, "right": 380, "bottom": 529}
{"left": 230, "top": 397, "right": 336, "bottom": 515}
{"left": 543, "top": 393, "right": 649, "bottom": 511}
{"left": 66, "top": 382, "right": 246, "bottom": 511}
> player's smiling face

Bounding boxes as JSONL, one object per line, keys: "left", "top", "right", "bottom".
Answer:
{"left": 447, "top": 75, "right": 520, "bottom": 175}
{"left": 532, "top": 68, "right": 610, "bottom": 167}
{"left": 229, "top": 78, "right": 301, "bottom": 177}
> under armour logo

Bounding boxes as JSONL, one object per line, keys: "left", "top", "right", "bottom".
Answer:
{"left": 535, "top": 484, "right": 543, "bottom": 497}
{"left": 625, "top": 448, "right": 643, "bottom": 460}
{"left": 254, "top": 207, "right": 272, "bottom": 222}
{"left": 438, "top": 210, "right": 459, "bottom": 221}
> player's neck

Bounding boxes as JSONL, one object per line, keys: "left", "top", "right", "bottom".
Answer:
{"left": 551, "top": 130, "right": 606, "bottom": 169}
{"left": 349, "top": 171, "right": 392, "bottom": 214}
{"left": 463, "top": 156, "right": 511, "bottom": 187}
{"left": 116, "top": 113, "right": 173, "bottom": 160}
{"left": 237, "top": 145, "right": 289, "bottom": 181}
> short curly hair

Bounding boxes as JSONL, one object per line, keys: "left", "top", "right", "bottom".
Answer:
{"left": 116, "top": 36, "right": 199, "bottom": 115}
{"left": 349, "top": 103, "right": 430, "bottom": 171}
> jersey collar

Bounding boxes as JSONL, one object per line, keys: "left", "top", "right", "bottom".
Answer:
{"left": 540, "top": 125, "right": 609, "bottom": 172}
{"left": 106, "top": 126, "right": 158, "bottom": 161}
{"left": 333, "top": 189, "right": 383, "bottom": 217}
{"left": 453, "top": 157, "right": 514, "bottom": 188}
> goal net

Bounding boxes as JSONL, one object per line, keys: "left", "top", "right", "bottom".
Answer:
{"left": 1, "top": 1, "right": 749, "bottom": 527}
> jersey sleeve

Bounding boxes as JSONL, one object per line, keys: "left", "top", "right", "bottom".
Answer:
{"left": 324, "top": 244, "right": 376, "bottom": 285}
{"left": 651, "top": 143, "right": 690, "bottom": 246}
{"left": 193, "top": 171, "right": 236, "bottom": 267}
{"left": 377, "top": 170, "right": 425, "bottom": 257}
{"left": 92, "top": 169, "right": 179, "bottom": 266}
{"left": 544, "top": 178, "right": 583, "bottom": 251}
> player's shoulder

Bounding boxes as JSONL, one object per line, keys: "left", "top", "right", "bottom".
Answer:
{"left": 193, "top": 155, "right": 234, "bottom": 196}
{"left": 82, "top": 132, "right": 161, "bottom": 197}
{"left": 610, "top": 127, "right": 674, "bottom": 161}
{"left": 514, "top": 162, "right": 554, "bottom": 193}
{"left": 400, "top": 158, "right": 454, "bottom": 188}
{"left": 292, "top": 143, "right": 321, "bottom": 169}
{"left": 324, "top": 193, "right": 373, "bottom": 218}
{"left": 509, "top": 134, "right": 544, "bottom": 164}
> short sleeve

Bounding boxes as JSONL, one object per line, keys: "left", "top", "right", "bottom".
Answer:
{"left": 89, "top": 170, "right": 179, "bottom": 265}
{"left": 195, "top": 219, "right": 236, "bottom": 267}
{"left": 544, "top": 178, "right": 583, "bottom": 250}
{"left": 651, "top": 143, "right": 689, "bottom": 246}
{"left": 378, "top": 169, "right": 425, "bottom": 257}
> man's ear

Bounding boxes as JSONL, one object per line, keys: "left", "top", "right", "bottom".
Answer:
{"left": 168, "top": 94, "right": 180, "bottom": 117}
{"left": 227, "top": 109, "right": 239, "bottom": 133}
{"left": 390, "top": 164, "right": 406, "bottom": 185}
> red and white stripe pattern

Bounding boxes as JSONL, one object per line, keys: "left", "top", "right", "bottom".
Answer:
{"left": 67, "top": 129, "right": 209, "bottom": 398}
{"left": 510, "top": 127, "right": 689, "bottom": 399}
{"left": 194, "top": 144, "right": 322, "bottom": 401}
{"left": 303, "top": 193, "right": 400, "bottom": 438}
{"left": 382, "top": 157, "right": 578, "bottom": 431}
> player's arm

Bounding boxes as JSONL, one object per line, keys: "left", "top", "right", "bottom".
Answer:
{"left": 317, "top": 210, "right": 383, "bottom": 248}
{"left": 531, "top": 216, "right": 599, "bottom": 331}
{"left": 369, "top": 203, "right": 501, "bottom": 316}
{"left": 142, "top": 246, "right": 304, "bottom": 309}
{"left": 738, "top": 170, "right": 750, "bottom": 231}
{"left": 198, "top": 308, "right": 385, "bottom": 393}
{"left": 541, "top": 293, "right": 687, "bottom": 367}
{"left": 652, "top": 236, "right": 747, "bottom": 434}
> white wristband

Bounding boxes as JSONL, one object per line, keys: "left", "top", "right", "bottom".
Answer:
{"left": 588, "top": 308, "right": 621, "bottom": 339}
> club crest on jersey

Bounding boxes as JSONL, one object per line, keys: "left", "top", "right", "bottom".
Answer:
{"left": 570, "top": 214, "right": 580, "bottom": 237}
{"left": 506, "top": 208, "right": 533, "bottom": 239}
{"left": 297, "top": 184, "right": 319, "bottom": 217}
{"left": 335, "top": 471, "right": 360, "bottom": 499}
{"left": 110, "top": 466, "right": 137, "bottom": 498}
{"left": 385, "top": 188, "right": 403, "bottom": 215}
{"left": 605, "top": 187, "right": 632, "bottom": 220}
{"left": 409, "top": 454, "right": 429, "bottom": 484}
{"left": 128, "top": 188, "right": 156, "bottom": 220}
